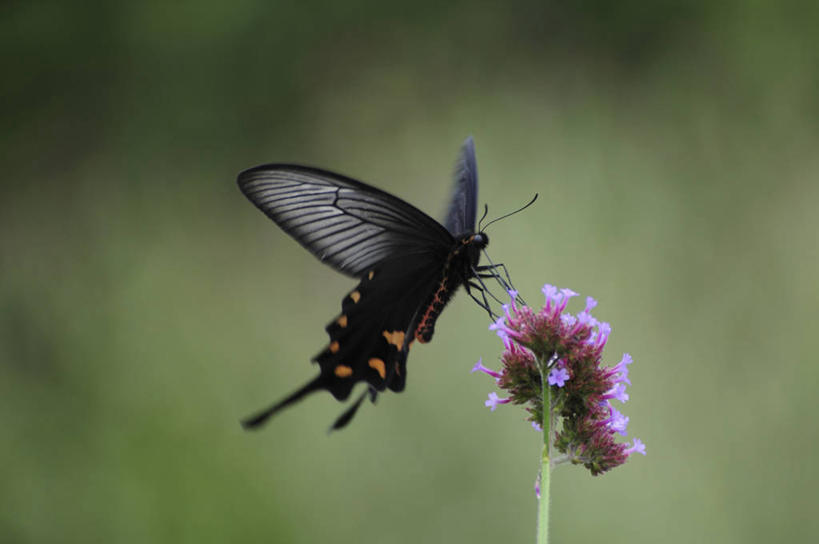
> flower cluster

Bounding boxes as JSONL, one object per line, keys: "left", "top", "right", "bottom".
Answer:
{"left": 472, "top": 285, "right": 645, "bottom": 475}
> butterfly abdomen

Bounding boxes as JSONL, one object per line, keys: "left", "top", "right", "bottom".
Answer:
{"left": 414, "top": 270, "right": 459, "bottom": 343}
{"left": 413, "top": 233, "right": 487, "bottom": 343}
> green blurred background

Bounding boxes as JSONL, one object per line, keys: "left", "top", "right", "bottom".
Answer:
{"left": 2, "top": 1, "right": 817, "bottom": 542}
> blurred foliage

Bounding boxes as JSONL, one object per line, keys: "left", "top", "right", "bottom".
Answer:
{"left": 2, "top": 1, "right": 818, "bottom": 543}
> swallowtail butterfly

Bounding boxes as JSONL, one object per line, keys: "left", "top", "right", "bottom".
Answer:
{"left": 238, "top": 137, "right": 511, "bottom": 430}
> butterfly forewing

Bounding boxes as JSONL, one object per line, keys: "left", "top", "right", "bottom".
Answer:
{"left": 238, "top": 165, "right": 454, "bottom": 278}
{"left": 444, "top": 136, "right": 479, "bottom": 235}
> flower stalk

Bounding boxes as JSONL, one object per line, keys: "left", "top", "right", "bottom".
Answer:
{"left": 537, "top": 354, "right": 552, "bottom": 544}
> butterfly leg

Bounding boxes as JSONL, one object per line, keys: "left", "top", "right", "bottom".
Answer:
{"left": 475, "top": 272, "right": 516, "bottom": 305}
{"left": 476, "top": 263, "right": 513, "bottom": 288}
{"left": 469, "top": 271, "right": 508, "bottom": 307}
{"left": 478, "top": 251, "right": 515, "bottom": 289}
{"left": 466, "top": 280, "right": 499, "bottom": 319}
{"left": 476, "top": 262, "right": 515, "bottom": 291}
{"left": 465, "top": 280, "right": 489, "bottom": 310}
{"left": 476, "top": 260, "right": 525, "bottom": 305}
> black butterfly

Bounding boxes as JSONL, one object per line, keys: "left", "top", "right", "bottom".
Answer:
{"left": 238, "top": 137, "right": 512, "bottom": 430}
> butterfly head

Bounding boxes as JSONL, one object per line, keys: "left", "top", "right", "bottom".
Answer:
{"left": 471, "top": 232, "right": 489, "bottom": 249}
{"left": 460, "top": 232, "right": 489, "bottom": 269}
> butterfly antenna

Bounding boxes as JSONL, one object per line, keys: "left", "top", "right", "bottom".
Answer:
{"left": 480, "top": 193, "right": 538, "bottom": 232}
{"left": 477, "top": 203, "right": 490, "bottom": 231}
{"left": 241, "top": 374, "right": 327, "bottom": 429}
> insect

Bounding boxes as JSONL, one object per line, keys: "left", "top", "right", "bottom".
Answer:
{"left": 238, "top": 137, "right": 525, "bottom": 430}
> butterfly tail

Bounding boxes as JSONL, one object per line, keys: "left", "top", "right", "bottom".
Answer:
{"left": 328, "top": 387, "right": 378, "bottom": 432}
{"left": 241, "top": 374, "right": 327, "bottom": 430}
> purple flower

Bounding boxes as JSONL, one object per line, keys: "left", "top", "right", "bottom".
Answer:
{"left": 625, "top": 438, "right": 647, "bottom": 456}
{"left": 560, "top": 313, "right": 577, "bottom": 327}
{"left": 489, "top": 315, "right": 508, "bottom": 339}
{"left": 595, "top": 322, "right": 611, "bottom": 351}
{"left": 607, "top": 407, "right": 629, "bottom": 436}
{"left": 604, "top": 382, "right": 630, "bottom": 404}
{"left": 489, "top": 315, "right": 520, "bottom": 346}
{"left": 485, "top": 392, "right": 511, "bottom": 411}
{"left": 574, "top": 310, "right": 597, "bottom": 333}
{"left": 473, "top": 284, "right": 644, "bottom": 475}
{"left": 548, "top": 367, "right": 570, "bottom": 387}
{"left": 541, "top": 284, "right": 558, "bottom": 304}
{"left": 560, "top": 287, "right": 579, "bottom": 302}
{"left": 507, "top": 289, "right": 519, "bottom": 305}
{"left": 472, "top": 358, "right": 502, "bottom": 379}
{"left": 611, "top": 353, "right": 633, "bottom": 385}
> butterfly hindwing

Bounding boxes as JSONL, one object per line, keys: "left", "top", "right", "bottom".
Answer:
{"left": 315, "top": 254, "right": 445, "bottom": 400}
{"left": 241, "top": 251, "right": 446, "bottom": 429}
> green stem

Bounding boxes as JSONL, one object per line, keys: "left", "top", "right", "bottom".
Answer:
{"left": 537, "top": 357, "right": 552, "bottom": 544}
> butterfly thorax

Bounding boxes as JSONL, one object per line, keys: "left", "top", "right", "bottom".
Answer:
{"left": 413, "top": 232, "right": 488, "bottom": 343}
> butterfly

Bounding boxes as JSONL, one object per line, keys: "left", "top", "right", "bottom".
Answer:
{"left": 238, "top": 137, "right": 514, "bottom": 430}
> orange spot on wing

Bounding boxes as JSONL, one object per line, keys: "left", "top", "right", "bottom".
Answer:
{"left": 382, "top": 330, "right": 406, "bottom": 350}
{"left": 368, "top": 270, "right": 375, "bottom": 280}
{"left": 329, "top": 341, "right": 340, "bottom": 353}
{"left": 349, "top": 290, "right": 361, "bottom": 303}
{"left": 334, "top": 364, "right": 353, "bottom": 378}
{"left": 368, "top": 358, "right": 386, "bottom": 379}
{"left": 337, "top": 315, "right": 348, "bottom": 327}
